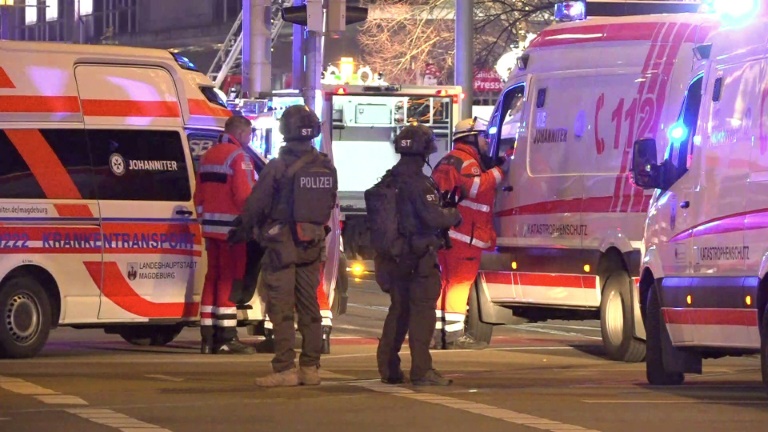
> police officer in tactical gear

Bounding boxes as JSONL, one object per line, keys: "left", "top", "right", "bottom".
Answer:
{"left": 373, "top": 124, "right": 462, "bottom": 386}
{"left": 238, "top": 104, "right": 338, "bottom": 387}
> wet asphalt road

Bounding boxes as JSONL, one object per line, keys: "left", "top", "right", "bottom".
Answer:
{"left": 1, "top": 279, "right": 766, "bottom": 432}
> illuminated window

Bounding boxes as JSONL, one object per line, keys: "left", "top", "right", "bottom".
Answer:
{"left": 25, "top": 0, "right": 37, "bottom": 25}
{"left": 80, "top": 0, "right": 93, "bottom": 16}
{"left": 46, "top": 0, "right": 57, "bottom": 21}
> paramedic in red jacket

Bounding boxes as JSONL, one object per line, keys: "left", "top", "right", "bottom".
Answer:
{"left": 431, "top": 117, "right": 509, "bottom": 350}
{"left": 194, "top": 115, "right": 258, "bottom": 354}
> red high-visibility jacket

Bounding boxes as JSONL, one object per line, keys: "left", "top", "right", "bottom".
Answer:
{"left": 194, "top": 136, "right": 256, "bottom": 240}
{"left": 431, "top": 143, "right": 502, "bottom": 250}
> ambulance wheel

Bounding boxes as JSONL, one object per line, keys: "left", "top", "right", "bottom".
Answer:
{"left": 0, "top": 277, "right": 52, "bottom": 359}
{"left": 466, "top": 283, "right": 493, "bottom": 344}
{"left": 332, "top": 255, "right": 349, "bottom": 316}
{"left": 645, "top": 284, "right": 684, "bottom": 385}
{"left": 117, "top": 325, "right": 183, "bottom": 347}
{"left": 761, "top": 305, "right": 768, "bottom": 395}
{"left": 600, "top": 271, "right": 645, "bottom": 362}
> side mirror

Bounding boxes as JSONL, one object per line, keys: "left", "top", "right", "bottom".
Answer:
{"left": 630, "top": 138, "right": 662, "bottom": 189}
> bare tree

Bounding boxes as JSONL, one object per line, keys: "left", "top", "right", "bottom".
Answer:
{"left": 358, "top": 0, "right": 554, "bottom": 85}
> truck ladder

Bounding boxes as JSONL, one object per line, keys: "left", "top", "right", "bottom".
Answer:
{"left": 207, "top": 0, "right": 290, "bottom": 89}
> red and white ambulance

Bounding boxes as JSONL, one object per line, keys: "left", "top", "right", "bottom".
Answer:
{"left": 0, "top": 41, "right": 345, "bottom": 358}
{"left": 477, "top": 4, "right": 718, "bottom": 361}
{"left": 631, "top": 2, "right": 768, "bottom": 386}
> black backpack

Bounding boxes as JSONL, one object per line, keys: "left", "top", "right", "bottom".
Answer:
{"left": 364, "top": 171, "right": 405, "bottom": 258}
{"left": 277, "top": 151, "right": 338, "bottom": 225}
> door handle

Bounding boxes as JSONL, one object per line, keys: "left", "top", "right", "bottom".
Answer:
{"left": 680, "top": 201, "right": 690, "bottom": 209}
{"left": 502, "top": 185, "right": 514, "bottom": 192}
{"left": 176, "top": 209, "right": 194, "bottom": 216}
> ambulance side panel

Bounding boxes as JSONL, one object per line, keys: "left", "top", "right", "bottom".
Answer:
{"left": 0, "top": 54, "right": 103, "bottom": 326}
{"left": 652, "top": 26, "right": 768, "bottom": 352}
{"left": 72, "top": 64, "right": 203, "bottom": 322}
{"left": 483, "top": 18, "right": 714, "bottom": 318}
{"left": 488, "top": 43, "right": 653, "bottom": 308}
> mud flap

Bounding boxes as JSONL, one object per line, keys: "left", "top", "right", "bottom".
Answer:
{"left": 661, "top": 314, "right": 702, "bottom": 374}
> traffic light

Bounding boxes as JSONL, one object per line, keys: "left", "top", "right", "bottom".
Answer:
{"left": 327, "top": 1, "right": 369, "bottom": 32}
{"left": 282, "top": 0, "right": 324, "bottom": 32}
{"left": 282, "top": 1, "right": 368, "bottom": 33}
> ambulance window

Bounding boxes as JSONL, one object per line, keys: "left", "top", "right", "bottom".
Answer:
{"left": 666, "top": 74, "right": 703, "bottom": 179}
{"left": 0, "top": 130, "right": 46, "bottom": 199}
{"left": 0, "top": 129, "right": 93, "bottom": 200}
{"left": 88, "top": 130, "right": 192, "bottom": 202}
{"left": 199, "top": 86, "right": 228, "bottom": 109}
{"left": 489, "top": 83, "right": 525, "bottom": 158}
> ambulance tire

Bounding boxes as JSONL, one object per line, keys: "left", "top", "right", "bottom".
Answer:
{"left": 645, "top": 284, "right": 684, "bottom": 385}
{"left": 117, "top": 325, "right": 183, "bottom": 347}
{"left": 600, "top": 271, "right": 646, "bottom": 363}
{"left": 0, "top": 277, "right": 52, "bottom": 359}
{"left": 466, "top": 283, "right": 493, "bottom": 344}
{"left": 761, "top": 305, "right": 768, "bottom": 395}
{"left": 332, "top": 255, "right": 349, "bottom": 316}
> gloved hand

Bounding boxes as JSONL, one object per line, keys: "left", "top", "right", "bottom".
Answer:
{"left": 441, "top": 186, "right": 462, "bottom": 208}
{"left": 226, "top": 216, "right": 249, "bottom": 245}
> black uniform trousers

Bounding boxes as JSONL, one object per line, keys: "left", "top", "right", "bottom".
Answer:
{"left": 262, "top": 244, "right": 323, "bottom": 373}
{"left": 375, "top": 250, "right": 442, "bottom": 381}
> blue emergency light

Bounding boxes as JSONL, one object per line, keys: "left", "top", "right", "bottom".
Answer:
{"left": 555, "top": 0, "right": 587, "bottom": 21}
{"left": 700, "top": 0, "right": 759, "bottom": 20}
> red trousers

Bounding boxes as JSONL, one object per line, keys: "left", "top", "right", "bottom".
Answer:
{"left": 201, "top": 238, "right": 246, "bottom": 343}
{"left": 436, "top": 241, "right": 482, "bottom": 337}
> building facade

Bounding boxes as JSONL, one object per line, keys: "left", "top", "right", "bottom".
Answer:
{"left": 1, "top": 0, "right": 361, "bottom": 89}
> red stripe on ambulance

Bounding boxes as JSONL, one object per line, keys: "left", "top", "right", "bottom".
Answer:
{"left": 84, "top": 262, "right": 199, "bottom": 318}
{"left": 663, "top": 308, "right": 758, "bottom": 327}
{"left": 0, "top": 67, "right": 15, "bottom": 89}
{"left": 0, "top": 95, "right": 81, "bottom": 113}
{"left": 188, "top": 99, "right": 232, "bottom": 118}
{"left": 80, "top": 99, "right": 181, "bottom": 118}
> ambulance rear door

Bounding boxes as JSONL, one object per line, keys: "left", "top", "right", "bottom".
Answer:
{"left": 74, "top": 64, "right": 201, "bottom": 321}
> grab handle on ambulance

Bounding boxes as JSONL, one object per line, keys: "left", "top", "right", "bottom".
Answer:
{"left": 176, "top": 209, "right": 194, "bottom": 216}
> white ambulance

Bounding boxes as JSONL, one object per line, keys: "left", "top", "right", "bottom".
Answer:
{"left": 477, "top": 6, "right": 718, "bottom": 361}
{"left": 631, "top": 4, "right": 768, "bottom": 385}
{"left": 0, "top": 41, "right": 345, "bottom": 358}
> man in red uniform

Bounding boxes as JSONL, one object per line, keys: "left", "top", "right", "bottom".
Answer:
{"left": 194, "top": 115, "right": 258, "bottom": 354}
{"left": 431, "top": 117, "right": 509, "bottom": 350}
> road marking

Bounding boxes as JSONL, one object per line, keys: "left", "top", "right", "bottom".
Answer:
{"left": 582, "top": 399, "right": 768, "bottom": 404}
{"left": 67, "top": 408, "right": 172, "bottom": 431}
{"left": 0, "top": 376, "right": 59, "bottom": 395}
{"left": 349, "top": 380, "right": 601, "bottom": 431}
{"left": 348, "top": 303, "right": 390, "bottom": 312}
{"left": 531, "top": 323, "right": 602, "bottom": 331}
{"left": 145, "top": 375, "right": 184, "bottom": 382}
{"left": 509, "top": 325, "right": 603, "bottom": 340}
{"left": 35, "top": 395, "right": 88, "bottom": 405}
{"left": 0, "top": 376, "right": 173, "bottom": 431}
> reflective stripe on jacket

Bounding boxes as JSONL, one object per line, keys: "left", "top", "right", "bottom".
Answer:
{"left": 431, "top": 143, "right": 502, "bottom": 250}
{"left": 193, "top": 137, "right": 257, "bottom": 240}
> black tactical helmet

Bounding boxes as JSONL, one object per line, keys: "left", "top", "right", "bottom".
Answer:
{"left": 279, "top": 104, "right": 321, "bottom": 141}
{"left": 394, "top": 124, "right": 437, "bottom": 156}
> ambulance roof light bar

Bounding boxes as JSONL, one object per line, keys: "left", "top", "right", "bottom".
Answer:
{"left": 554, "top": 0, "right": 702, "bottom": 21}
{"left": 555, "top": 1, "right": 586, "bottom": 21}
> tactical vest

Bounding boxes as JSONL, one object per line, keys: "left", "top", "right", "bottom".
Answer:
{"left": 272, "top": 151, "right": 338, "bottom": 226}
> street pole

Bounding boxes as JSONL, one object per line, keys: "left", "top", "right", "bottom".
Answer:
{"left": 455, "top": 0, "right": 473, "bottom": 120}
{"left": 242, "top": 0, "right": 272, "bottom": 98}
{"left": 0, "top": 7, "right": 10, "bottom": 40}
{"left": 291, "top": 0, "right": 303, "bottom": 93}
{"left": 302, "top": 2, "right": 323, "bottom": 115}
